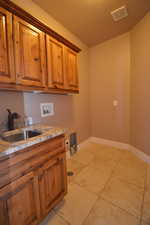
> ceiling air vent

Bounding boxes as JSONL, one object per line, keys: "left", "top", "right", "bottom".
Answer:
{"left": 111, "top": 6, "right": 128, "bottom": 22}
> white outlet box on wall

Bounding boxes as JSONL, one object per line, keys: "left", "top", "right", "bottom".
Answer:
{"left": 40, "top": 103, "right": 54, "bottom": 117}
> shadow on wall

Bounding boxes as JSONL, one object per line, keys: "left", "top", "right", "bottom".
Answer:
{"left": 0, "top": 91, "right": 25, "bottom": 131}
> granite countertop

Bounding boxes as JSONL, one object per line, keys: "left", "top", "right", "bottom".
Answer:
{"left": 0, "top": 124, "right": 66, "bottom": 158}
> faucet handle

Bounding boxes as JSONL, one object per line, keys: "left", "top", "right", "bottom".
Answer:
{"left": 7, "top": 109, "right": 11, "bottom": 115}
{"left": 12, "top": 112, "right": 20, "bottom": 119}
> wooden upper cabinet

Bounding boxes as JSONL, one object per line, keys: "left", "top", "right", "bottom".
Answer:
{"left": 0, "top": 172, "right": 40, "bottom": 225}
{"left": 46, "top": 35, "right": 65, "bottom": 89}
{"left": 0, "top": 2, "right": 80, "bottom": 92}
{"left": 0, "top": 8, "right": 15, "bottom": 84}
{"left": 14, "top": 16, "right": 46, "bottom": 87}
{"left": 39, "top": 153, "right": 67, "bottom": 216}
{"left": 65, "top": 48, "right": 79, "bottom": 91}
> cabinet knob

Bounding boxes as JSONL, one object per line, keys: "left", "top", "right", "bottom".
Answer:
{"left": 57, "top": 157, "right": 60, "bottom": 162}
{"left": 18, "top": 211, "right": 23, "bottom": 216}
{"left": 34, "top": 58, "right": 39, "bottom": 61}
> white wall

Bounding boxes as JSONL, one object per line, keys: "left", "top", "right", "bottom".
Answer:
{"left": 89, "top": 33, "right": 130, "bottom": 144}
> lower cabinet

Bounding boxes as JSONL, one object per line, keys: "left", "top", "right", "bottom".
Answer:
{"left": 39, "top": 153, "right": 67, "bottom": 216}
{"left": 0, "top": 136, "right": 67, "bottom": 225}
{"left": 0, "top": 172, "right": 40, "bottom": 225}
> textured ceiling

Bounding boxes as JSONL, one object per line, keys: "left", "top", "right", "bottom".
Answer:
{"left": 32, "top": 0, "right": 150, "bottom": 46}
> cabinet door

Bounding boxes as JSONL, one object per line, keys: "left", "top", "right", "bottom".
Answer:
{"left": 0, "top": 8, "right": 15, "bottom": 84}
{"left": 65, "top": 48, "right": 79, "bottom": 91}
{"left": 0, "top": 172, "right": 40, "bottom": 225}
{"left": 39, "top": 153, "right": 67, "bottom": 216}
{"left": 14, "top": 16, "right": 46, "bottom": 87}
{"left": 46, "top": 35, "right": 64, "bottom": 89}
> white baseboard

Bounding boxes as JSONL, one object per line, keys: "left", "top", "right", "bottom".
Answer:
{"left": 79, "top": 136, "right": 150, "bottom": 164}
{"left": 78, "top": 137, "right": 91, "bottom": 150}
{"left": 89, "top": 137, "right": 130, "bottom": 150}
{"left": 129, "top": 145, "right": 150, "bottom": 163}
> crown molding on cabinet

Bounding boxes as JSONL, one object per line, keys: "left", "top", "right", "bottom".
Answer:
{"left": 0, "top": 0, "right": 81, "bottom": 53}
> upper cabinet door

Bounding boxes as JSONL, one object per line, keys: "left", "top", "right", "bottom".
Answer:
{"left": 14, "top": 16, "right": 46, "bottom": 87}
{"left": 46, "top": 35, "right": 64, "bottom": 89}
{"left": 0, "top": 8, "right": 15, "bottom": 84}
{"left": 65, "top": 48, "right": 79, "bottom": 91}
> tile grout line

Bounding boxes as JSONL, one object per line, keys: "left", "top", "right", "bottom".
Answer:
{"left": 98, "top": 175, "right": 145, "bottom": 223}
{"left": 114, "top": 152, "right": 148, "bottom": 190}
{"left": 67, "top": 156, "right": 91, "bottom": 184}
{"left": 98, "top": 155, "right": 121, "bottom": 196}
{"left": 54, "top": 181, "right": 98, "bottom": 225}
{"left": 82, "top": 153, "right": 143, "bottom": 224}
{"left": 97, "top": 162, "right": 148, "bottom": 225}
{"left": 52, "top": 210, "right": 71, "bottom": 225}
{"left": 97, "top": 151, "right": 147, "bottom": 193}
{"left": 71, "top": 179, "right": 100, "bottom": 196}
{"left": 114, "top": 177, "right": 145, "bottom": 190}
{"left": 97, "top": 154, "right": 144, "bottom": 223}
{"left": 67, "top": 146, "right": 147, "bottom": 225}
{"left": 82, "top": 195, "right": 141, "bottom": 225}
{"left": 61, "top": 155, "right": 98, "bottom": 225}
{"left": 82, "top": 156, "right": 122, "bottom": 225}
{"left": 139, "top": 163, "right": 148, "bottom": 225}
{"left": 74, "top": 148, "right": 123, "bottom": 196}
{"left": 67, "top": 166, "right": 88, "bottom": 184}
{"left": 53, "top": 206, "right": 71, "bottom": 225}
{"left": 81, "top": 191, "right": 100, "bottom": 225}
{"left": 70, "top": 153, "right": 119, "bottom": 196}
{"left": 100, "top": 196, "right": 141, "bottom": 221}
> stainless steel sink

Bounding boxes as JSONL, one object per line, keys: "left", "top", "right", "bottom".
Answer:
{"left": 1, "top": 130, "right": 42, "bottom": 143}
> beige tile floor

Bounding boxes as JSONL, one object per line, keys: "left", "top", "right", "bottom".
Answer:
{"left": 40, "top": 142, "right": 150, "bottom": 225}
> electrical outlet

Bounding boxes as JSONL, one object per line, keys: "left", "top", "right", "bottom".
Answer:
{"left": 40, "top": 103, "right": 54, "bottom": 117}
{"left": 113, "top": 100, "right": 118, "bottom": 107}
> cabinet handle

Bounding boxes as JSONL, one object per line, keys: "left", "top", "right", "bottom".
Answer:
{"left": 57, "top": 157, "right": 61, "bottom": 162}
{"left": 17, "top": 73, "right": 21, "bottom": 78}
{"left": 56, "top": 158, "right": 60, "bottom": 163}
{"left": 34, "top": 58, "right": 39, "bottom": 61}
{"left": 39, "top": 173, "right": 44, "bottom": 181}
{"left": 18, "top": 211, "right": 23, "bottom": 216}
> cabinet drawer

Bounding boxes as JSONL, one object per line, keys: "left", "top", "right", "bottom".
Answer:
{"left": 0, "top": 135, "right": 66, "bottom": 188}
